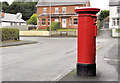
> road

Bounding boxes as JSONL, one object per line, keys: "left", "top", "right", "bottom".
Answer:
{"left": 2, "top": 37, "right": 77, "bottom": 81}
{"left": 1, "top": 29, "right": 119, "bottom": 81}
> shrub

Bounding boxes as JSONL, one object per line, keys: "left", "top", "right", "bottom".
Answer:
{"left": 27, "top": 14, "right": 37, "bottom": 25}
{"left": 47, "top": 22, "right": 61, "bottom": 31}
{"left": 0, "top": 28, "right": 19, "bottom": 41}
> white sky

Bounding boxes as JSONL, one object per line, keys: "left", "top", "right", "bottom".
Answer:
{"left": 1, "top": 0, "right": 109, "bottom": 10}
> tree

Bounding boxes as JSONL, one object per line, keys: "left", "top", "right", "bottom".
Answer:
{"left": 27, "top": 13, "right": 37, "bottom": 25}
{"left": 1, "top": 2, "right": 37, "bottom": 21}
{"left": 98, "top": 10, "right": 109, "bottom": 22}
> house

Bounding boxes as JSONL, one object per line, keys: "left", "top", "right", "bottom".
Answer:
{"left": 109, "top": 0, "right": 120, "bottom": 29}
{"left": 36, "top": 0, "right": 90, "bottom": 29}
{"left": 109, "top": 0, "right": 120, "bottom": 37}
{"left": 0, "top": 12, "right": 26, "bottom": 28}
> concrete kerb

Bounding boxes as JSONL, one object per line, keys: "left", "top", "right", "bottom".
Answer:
{"left": 53, "top": 44, "right": 105, "bottom": 81}
{"left": 0, "top": 41, "right": 38, "bottom": 47}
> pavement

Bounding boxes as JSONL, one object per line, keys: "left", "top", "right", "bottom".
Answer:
{"left": 59, "top": 29, "right": 119, "bottom": 82}
{"left": 1, "top": 28, "right": 119, "bottom": 82}
{"left": 0, "top": 40, "right": 38, "bottom": 47}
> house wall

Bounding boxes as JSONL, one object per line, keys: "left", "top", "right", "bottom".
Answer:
{"left": 37, "top": 5, "right": 86, "bottom": 29}
{"left": 109, "top": 6, "right": 120, "bottom": 29}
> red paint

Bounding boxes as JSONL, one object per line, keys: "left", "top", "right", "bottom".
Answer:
{"left": 75, "top": 8, "right": 100, "bottom": 64}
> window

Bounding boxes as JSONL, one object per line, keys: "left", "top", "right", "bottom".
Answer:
{"left": 11, "top": 22, "right": 13, "bottom": 25}
{"left": 42, "top": 18, "right": 46, "bottom": 26}
{"left": 69, "top": 18, "right": 72, "bottom": 25}
{"left": 112, "top": 18, "right": 120, "bottom": 26}
{"left": 62, "top": 7, "right": 66, "bottom": 14}
{"left": 48, "top": 18, "right": 50, "bottom": 26}
{"left": 55, "top": 18, "right": 59, "bottom": 22}
{"left": 43, "top": 8, "right": 47, "bottom": 14}
{"left": 113, "top": 19, "right": 116, "bottom": 25}
{"left": 75, "top": 6, "right": 79, "bottom": 9}
{"left": 117, "top": 7, "right": 120, "bottom": 13}
{"left": 73, "top": 18, "right": 78, "bottom": 25}
{"left": 55, "top": 7, "right": 59, "bottom": 14}
{"left": 38, "top": 18, "right": 40, "bottom": 26}
{"left": 117, "top": 18, "right": 120, "bottom": 25}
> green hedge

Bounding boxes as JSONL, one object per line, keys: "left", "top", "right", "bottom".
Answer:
{"left": 47, "top": 22, "right": 61, "bottom": 31}
{"left": 0, "top": 28, "right": 19, "bottom": 41}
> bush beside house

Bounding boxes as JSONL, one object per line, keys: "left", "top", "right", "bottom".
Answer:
{"left": 47, "top": 22, "right": 61, "bottom": 31}
{"left": 0, "top": 28, "right": 19, "bottom": 41}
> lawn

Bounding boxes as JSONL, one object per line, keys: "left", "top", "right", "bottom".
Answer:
{"left": 116, "top": 29, "right": 120, "bottom": 33}
{"left": 57, "top": 29, "right": 77, "bottom": 31}
{"left": 32, "top": 29, "right": 77, "bottom": 31}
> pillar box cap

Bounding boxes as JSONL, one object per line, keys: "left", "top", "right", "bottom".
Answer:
{"left": 75, "top": 8, "right": 100, "bottom": 15}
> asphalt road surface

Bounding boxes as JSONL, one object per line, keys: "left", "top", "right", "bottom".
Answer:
{"left": 2, "top": 37, "right": 77, "bottom": 81}
{"left": 1, "top": 29, "right": 119, "bottom": 81}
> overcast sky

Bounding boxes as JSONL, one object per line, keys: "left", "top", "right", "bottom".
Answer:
{"left": 1, "top": 0, "right": 109, "bottom": 10}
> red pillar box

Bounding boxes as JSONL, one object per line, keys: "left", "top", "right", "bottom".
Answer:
{"left": 75, "top": 8, "right": 100, "bottom": 76}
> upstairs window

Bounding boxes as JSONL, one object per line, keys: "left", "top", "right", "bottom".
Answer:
{"left": 55, "top": 7, "right": 59, "bottom": 14}
{"left": 62, "top": 7, "right": 66, "bottom": 14}
{"left": 43, "top": 8, "right": 47, "bottom": 14}
{"left": 117, "top": 7, "right": 120, "bottom": 13}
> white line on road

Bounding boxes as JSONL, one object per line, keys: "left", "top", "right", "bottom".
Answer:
{"left": 52, "top": 65, "right": 76, "bottom": 81}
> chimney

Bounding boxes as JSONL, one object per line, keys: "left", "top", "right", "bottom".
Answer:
{"left": 86, "top": 0, "right": 90, "bottom": 7}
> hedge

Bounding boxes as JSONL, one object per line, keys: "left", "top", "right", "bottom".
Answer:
{"left": 0, "top": 28, "right": 19, "bottom": 41}
{"left": 47, "top": 22, "right": 61, "bottom": 31}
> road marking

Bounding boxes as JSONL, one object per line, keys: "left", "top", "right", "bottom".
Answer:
{"left": 52, "top": 65, "right": 75, "bottom": 81}
{"left": 96, "top": 43, "right": 105, "bottom": 50}
{"left": 54, "top": 44, "right": 105, "bottom": 81}
{"left": 104, "top": 58, "right": 120, "bottom": 62}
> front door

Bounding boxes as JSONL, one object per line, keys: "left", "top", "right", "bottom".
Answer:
{"left": 62, "top": 18, "right": 66, "bottom": 28}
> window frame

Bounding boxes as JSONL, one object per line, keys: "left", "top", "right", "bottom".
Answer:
{"left": 55, "top": 7, "right": 59, "bottom": 14}
{"left": 43, "top": 8, "right": 47, "bottom": 14}
{"left": 55, "top": 18, "right": 59, "bottom": 22}
{"left": 62, "top": 7, "right": 66, "bottom": 14}
{"left": 117, "top": 6, "right": 120, "bottom": 13}
{"left": 42, "top": 18, "right": 46, "bottom": 26}
{"left": 73, "top": 17, "right": 78, "bottom": 26}
{"left": 48, "top": 18, "right": 51, "bottom": 26}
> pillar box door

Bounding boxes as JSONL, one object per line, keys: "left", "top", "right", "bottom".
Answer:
{"left": 75, "top": 8, "right": 100, "bottom": 76}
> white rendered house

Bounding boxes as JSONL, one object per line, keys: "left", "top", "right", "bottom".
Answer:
{"left": 109, "top": 0, "right": 120, "bottom": 37}
{"left": 109, "top": 0, "right": 120, "bottom": 29}
{"left": 0, "top": 12, "right": 26, "bottom": 28}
